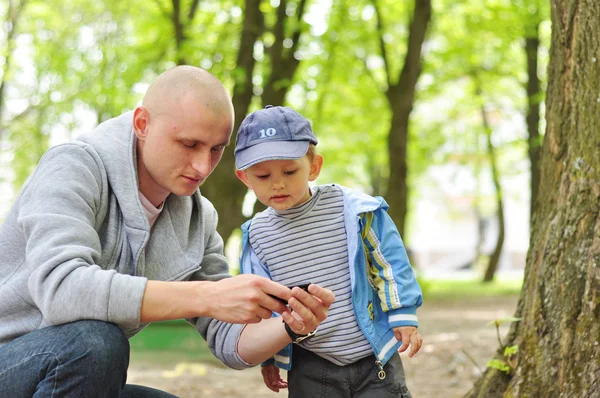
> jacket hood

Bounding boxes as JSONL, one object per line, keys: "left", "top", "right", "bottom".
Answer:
{"left": 76, "top": 111, "right": 147, "bottom": 232}
{"left": 75, "top": 111, "right": 206, "bottom": 272}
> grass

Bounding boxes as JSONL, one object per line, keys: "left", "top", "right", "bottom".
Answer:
{"left": 420, "top": 275, "right": 523, "bottom": 301}
{"left": 129, "top": 320, "right": 218, "bottom": 365}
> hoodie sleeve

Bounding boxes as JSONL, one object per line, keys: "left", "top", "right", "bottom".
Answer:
{"left": 18, "top": 144, "right": 147, "bottom": 330}
{"left": 186, "top": 198, "right": 252, "bottom": 370}
{"left": 361, "top": 209, "right": 423, "bottom": 328}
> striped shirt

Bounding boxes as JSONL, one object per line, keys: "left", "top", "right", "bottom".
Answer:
{"left": 249, "top": 185, "right": 372, "bottom": 365}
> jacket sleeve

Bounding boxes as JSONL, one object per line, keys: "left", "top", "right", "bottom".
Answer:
{"left": 18, "top": 144, "right": 147, "bottom": 330}
{"left": 361, "top": 209, "right": 422, "bottom": 328}
{"left": 239, "top": 228, "right": 291, "bottom": 369}
{"left": 188, "top": 199, "right": 252, "bottom": 370}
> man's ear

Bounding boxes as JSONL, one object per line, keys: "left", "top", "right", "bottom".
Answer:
{"left": 308, "top": 154, "right": 323, "bottom": 182}
{"left": 133, "top": 106, "right": 150, "bottom": 140}
{"left": 235, "top": 169, "right": 253, "bottom": 189}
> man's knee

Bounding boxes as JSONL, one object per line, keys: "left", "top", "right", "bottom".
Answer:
{"left": 65, "top": 320, "right": 130, "bottom": 370}
{"left": 0, "top": 320, "right": 131, "bottom": 396}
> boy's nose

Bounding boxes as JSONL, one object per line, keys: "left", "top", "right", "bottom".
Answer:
{"left": 272, "top": 177, "right": 285, "bottom": 190}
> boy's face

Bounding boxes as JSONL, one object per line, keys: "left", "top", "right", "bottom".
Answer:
{"left": 236, "top": 154, "right": 323, "bottom": 211}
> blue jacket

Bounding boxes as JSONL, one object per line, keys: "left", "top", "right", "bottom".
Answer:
{"left": 239, "top": 184, "right": 423, "bottom": 369}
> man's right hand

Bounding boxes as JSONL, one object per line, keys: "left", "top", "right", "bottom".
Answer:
{"left": 140, "top": 276, "right": 291, "bottom": 324}
{"left": 197, "top": 275, "right": 292, "bottom": 324}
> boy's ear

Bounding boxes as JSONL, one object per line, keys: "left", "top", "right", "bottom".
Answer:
{"left": 235, "top": 169, "right": 253, "bottom": 189}
{"left": 308, "top": 154, "right": 323, "bottom": 182}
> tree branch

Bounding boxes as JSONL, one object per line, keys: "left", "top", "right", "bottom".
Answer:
{"left": 188, "top": 0, "right": 201, "bottom": 22}
{"left": 371, "top": 0, "right": 391, "bottom": 87}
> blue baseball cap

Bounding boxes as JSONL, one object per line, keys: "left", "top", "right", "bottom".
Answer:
{"left": 234, "top": 105, "right": 318, "bottom": 170}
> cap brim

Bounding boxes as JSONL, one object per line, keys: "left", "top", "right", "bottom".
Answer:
{"left": 235, "top": 141, "right": 310, "bottom": 170}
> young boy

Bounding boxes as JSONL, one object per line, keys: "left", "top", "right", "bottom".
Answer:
{"left": 234, "top": 105, "right": 423, "bottom": 397}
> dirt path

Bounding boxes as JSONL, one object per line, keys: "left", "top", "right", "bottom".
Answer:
{"left": 128, "top": 295, "right": 519, "bottom": 397}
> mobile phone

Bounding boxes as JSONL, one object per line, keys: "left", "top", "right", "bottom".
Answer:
{"left": 268, "top": 283, "right": 311, "bottom": 305}
{"left": 292, "top": 283, "right": 311, "bottom": 292}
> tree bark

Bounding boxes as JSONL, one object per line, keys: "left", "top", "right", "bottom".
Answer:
{"left": 466, "top": 1, "right": 600, "bottom": 396}
{"left": 374, "top": 0, "right": 431, "bottom": 238}
{"left": 201, "top": 0, "right": 263, "bottom": 241}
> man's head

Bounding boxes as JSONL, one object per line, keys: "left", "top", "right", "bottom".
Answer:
{"left": 132, "top": 66, "right": 234, "bottom": 206}
{"left": 234, "top": 106, "right": 323, "bottom": 211}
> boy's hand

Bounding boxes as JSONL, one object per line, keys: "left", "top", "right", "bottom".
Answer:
{"left": 393, "top": 326, "right": 423, "bottom": 358}
{"left": 261, "top": 364, "right": 288, "bottom": 392}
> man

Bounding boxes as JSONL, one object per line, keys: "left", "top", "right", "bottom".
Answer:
{"left": 0, "top": 66, "right": 334, "bottom": 397}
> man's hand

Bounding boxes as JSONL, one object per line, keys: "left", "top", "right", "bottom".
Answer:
{"left": 393, "top": 326, "right": 423, "bottom": 358}
{"left": 237, "top": 283, "right": 335, "bottom": 365}
{"left": 200, "top": 275, "right": 292, "bottom": 324}
{"left": 261, "top": 364, "right": 288, "bottom": 393}
{"left": 140, "top": 276, "right": 291, "bottom": 324}
{"left": 280, "top": 284, "right": 335, "bottom": 335}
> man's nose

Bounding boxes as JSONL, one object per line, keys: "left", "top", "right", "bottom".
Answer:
{"left": 191, "top": 151, "right": 212, "bottom": 178}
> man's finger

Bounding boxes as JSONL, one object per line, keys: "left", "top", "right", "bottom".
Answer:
{"left": 259, "top": 279, "right": 292, "bottom": 314}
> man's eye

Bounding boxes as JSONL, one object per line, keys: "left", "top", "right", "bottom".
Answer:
{"left": 211, "top": 145, "right": 225, "bottom": 152}
{"left": 182, "top": 142, "right": 196, "bottom": 148}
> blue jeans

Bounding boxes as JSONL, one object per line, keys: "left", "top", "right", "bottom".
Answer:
{"left": 0, "top": 320, "right": 178, "bottom": 397}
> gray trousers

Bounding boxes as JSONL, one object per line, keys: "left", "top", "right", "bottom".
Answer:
{"left": 288, "top": 345, "right": 412, "bottom": 398}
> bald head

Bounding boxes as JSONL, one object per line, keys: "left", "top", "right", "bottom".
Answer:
{"left": 142, "top": 66, "right": 233, "bottom": 123}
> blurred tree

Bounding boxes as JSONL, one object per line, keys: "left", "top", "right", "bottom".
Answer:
{"left": 475, "top": 81, "right": 505, "bottom": 283}
{"left": 371, "top": 0, "right": 431, "bottom": 237}
{"left": 518, "top": 0, "right": 547, "bottom": 224}
{"left": 418, "top": 0, "right": 549, "bottom": 278}
{"left": 467, "top": 1, "right": 600, "bottom": 396}
{"left": 0, "top": 0, "right": 29, "bottom": 134}
{"left": 200, "top": 0, "right": 263, "bottom": 242}
{"left": 201, "top": 0, "right": 312, "bottom": 240}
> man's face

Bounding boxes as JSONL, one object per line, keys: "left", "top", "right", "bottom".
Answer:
{"left": 135, "top": 99, "right": 232, "bottom": 205}
{"left": 237, "top": 155, "right": 322, "bottom": 211}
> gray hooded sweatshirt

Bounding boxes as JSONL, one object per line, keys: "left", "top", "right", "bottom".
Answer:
{"left": 0, "top": 111, "right": 248, "bottom": 369}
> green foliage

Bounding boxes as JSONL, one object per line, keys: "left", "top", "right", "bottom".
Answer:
{"left": 503, "top": 344, "right": 518, "bottom": 357}
{"left": 486, "top": 314, "right": 520, "bottom": 374}
{"left": 1, "top": 0, "right": 551, "bottom": 244}
{"left": 487, "top": 358, "right": 511, "bottom": 373}
{"left": 487, "top": 345, "right": 519, "bottom": 374}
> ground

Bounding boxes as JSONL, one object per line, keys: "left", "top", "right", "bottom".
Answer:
{"left": 128, "top": 295, "right": 519, "bottom": 398}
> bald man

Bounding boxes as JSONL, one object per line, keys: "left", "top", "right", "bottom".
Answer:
{"left": 0, "top": 66, "right": 334, "bottom": 397}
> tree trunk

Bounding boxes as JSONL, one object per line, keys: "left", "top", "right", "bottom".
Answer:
{"left": 201, "top": 0, "right": 263, "bottom": 241}
{"left": 466, "top": 1, "right": 600, "bottom": 396}
{"left": 481, "top": 103, "right": 505, "bottom": 283}
{"left": 525, "top": 25, "right": 542, "bottom": 225}
{"left": 260, "top": 0, "right": 308, "bottom": 108}
{"left": 383, "top": 0, "right": 431, "bottom": 238}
